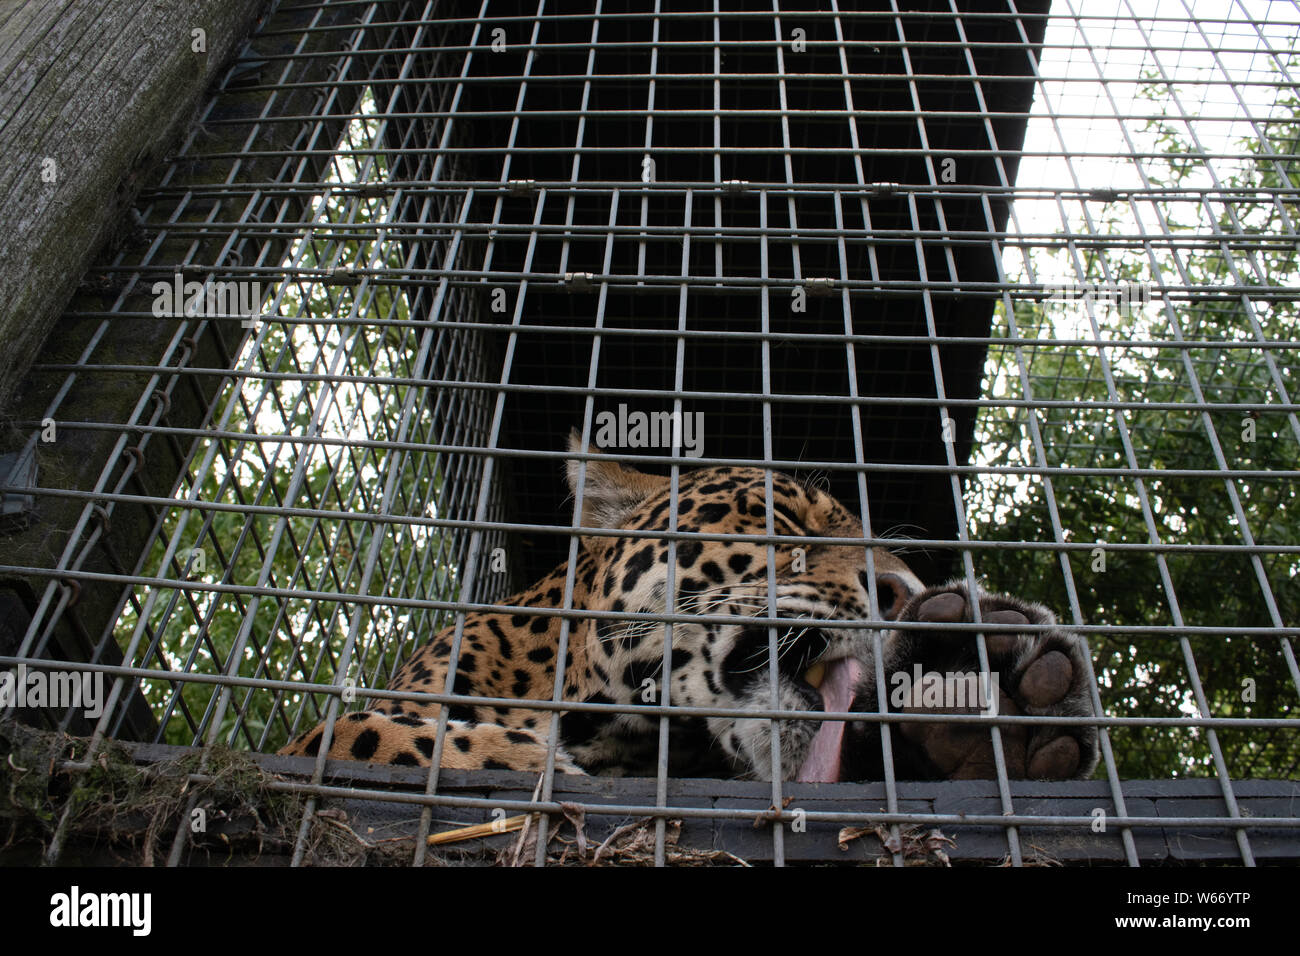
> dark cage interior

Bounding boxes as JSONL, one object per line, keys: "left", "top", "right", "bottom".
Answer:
{"left": 407, "top": 0, "right": 1050, "bottom": 587}
{"left": 0, "top": 0, "right": 1296, "bottom": 867}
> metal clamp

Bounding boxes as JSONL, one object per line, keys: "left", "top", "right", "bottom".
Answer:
{"left": 562, "top": 272, "right": 595, "bottom": 291}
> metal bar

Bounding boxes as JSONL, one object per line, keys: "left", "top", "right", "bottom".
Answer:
{"left": 5, "top": 0, "right": 1295, "bottom": 868}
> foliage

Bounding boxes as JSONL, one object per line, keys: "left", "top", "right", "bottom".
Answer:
{"left": 970, "top": 73, "right": 1299, "bottom": 778}
{"left": 115, "top": 90, "right": 459, "bottom": 752}
{"left": 114, "top": 73, "right": 1299, "bottom": 783}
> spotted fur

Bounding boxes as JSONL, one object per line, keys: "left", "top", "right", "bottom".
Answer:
{"left": 280, "top": 433, "right": 1099, "bottom": 781}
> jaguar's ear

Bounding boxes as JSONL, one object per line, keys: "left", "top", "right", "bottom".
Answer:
{"left": 565, "top": 429, "right": 667, "bottom": 531}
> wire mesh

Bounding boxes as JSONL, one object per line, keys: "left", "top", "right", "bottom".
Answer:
{"left": 0, "top": 0, "right": 1297, "bottom": 867}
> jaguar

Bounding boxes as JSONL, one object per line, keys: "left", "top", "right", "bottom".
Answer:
{"left": 281, "top": 432, "right": 1099, "bottom": 782}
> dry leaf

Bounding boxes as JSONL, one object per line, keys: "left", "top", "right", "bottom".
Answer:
{"left": 836, "top": 825, "right": 873, "bottom": 849}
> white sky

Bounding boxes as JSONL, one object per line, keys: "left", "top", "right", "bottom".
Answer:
{"left": 1007, "top": 0, "right": 1300, "bottom": 265}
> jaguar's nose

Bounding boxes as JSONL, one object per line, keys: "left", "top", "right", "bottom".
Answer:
{"left": 861, "top": 571, "right": 917, "bottom": 620}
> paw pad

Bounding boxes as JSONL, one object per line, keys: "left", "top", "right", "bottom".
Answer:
{"left": 982, "top": 608, "right": 1028, "bottom": 655}
{"left": 878, "top": 585, "right": 1099, "bottom": 781}
{"left": 1019, "top": 650, "right": 1072, "bottom": 708}
{"left": 1027, "top": 735, "right": 1081, "bottom": 779}
{"left": 917, "top": 591, "right": 966, "bottom": 623}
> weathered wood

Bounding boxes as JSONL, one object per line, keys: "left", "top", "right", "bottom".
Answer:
{"left": 0, "top": 0, "right": 372, "bottom": 739}
{"left": 0, "top": 0, "right": 266, "bottom": 409}
{"left": 221, "top": 748, "right": 1300, "bottom": 864}
{"left": 7, "top": 741, "right": 1298, "bottom": 864}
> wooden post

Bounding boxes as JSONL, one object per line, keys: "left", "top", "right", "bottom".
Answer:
{"left": 0, "top": 0, "right": 266, "bottom": 410}
{"left": 0, "top": 0, "right": 372, "bottom": 740}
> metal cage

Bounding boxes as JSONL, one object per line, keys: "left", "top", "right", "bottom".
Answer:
{"left": 0, "top": 0, "right": 1297, "bottom": 867}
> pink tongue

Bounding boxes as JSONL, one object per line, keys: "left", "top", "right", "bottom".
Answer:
{"left": 796, "top": 657, "right": 862, "bottom": 783}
